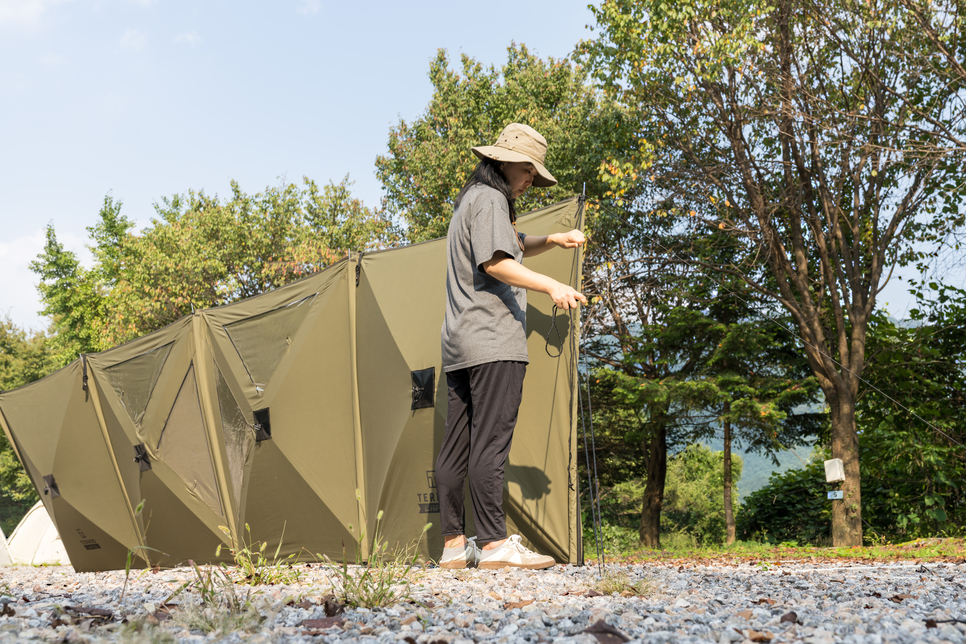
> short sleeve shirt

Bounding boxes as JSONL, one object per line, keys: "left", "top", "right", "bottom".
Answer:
{"left": 441, "top": 184, "right": 528, "bottom": 372}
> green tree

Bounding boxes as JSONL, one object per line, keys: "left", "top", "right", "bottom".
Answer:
{"left": 583, "top": 210, "right": 819, "bottom": 547}
{"left": 739, "top": 286, "right": 966, "bottom": 543}
{"left": 30, "top": 217, "right": 109, "bottom": 366}
{"left": 582, "top": 0, "right": 966, "bottom": 545}
{"left": 31, "top": 177, "right": 396, "bottom": 351}
{"left": 376, "top": 44, "right": 628, "bottom": 242}
{"left": 588, "top": 444, "right": 744, "bottom": 549}
{"left": 856, "top": 286, "right": 966, "bottom": 535}
{"left": 584, "top": 210, "right": 723, "bottom": 548}
{"left": 0, "top": 318, "right": 54, "bottom": 531}
{"left": 662, "top": 443, "right": 744, "bottom": 546}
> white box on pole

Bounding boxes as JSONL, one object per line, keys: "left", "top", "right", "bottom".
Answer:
{"left": 824, "top": 458, "right": 845, "bottom": 483}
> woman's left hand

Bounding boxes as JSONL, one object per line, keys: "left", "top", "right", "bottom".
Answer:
{"left": 552, "top": 230, "right": 586, "bottom": 249}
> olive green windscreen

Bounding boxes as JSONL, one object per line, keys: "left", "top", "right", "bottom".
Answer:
{"left": 157, "top": 364, "right": 223, "bottom": 518}
{"left": 104, "top": 343, "right": 173, "bottom": 429}
{"left": 215, "top": 363, "right": 254, "bottom": 512}
{"left": 224, "top": 295, "right": 316, "bottom": 391}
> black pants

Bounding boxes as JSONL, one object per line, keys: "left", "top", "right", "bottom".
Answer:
{"left": 435, "top": 361, "right": 527, "bottom": 543}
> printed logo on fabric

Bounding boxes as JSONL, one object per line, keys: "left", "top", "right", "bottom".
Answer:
{"left": 76, "top": 528, "right": 101, "bottom": 550}
{"left": 417, "top": 470, "right": 439, "bottom": 514}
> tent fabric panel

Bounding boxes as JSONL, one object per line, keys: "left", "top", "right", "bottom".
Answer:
{"left": 157, "top": 365, "right": 223, "bottom": 518}
{"left": 0, "top": 362, "right": 78, "bottom": 475}
{"left": 137, "top": 473, "right": 233, "bottom": 567}
{"left": 247, "top": 271, "right": 360, "bottom": 532}
{"left": 358, "top": 240, "right": 447, "bottom": 368}
{"left": 372, "top": 406, "right": 448, "bottom": 560}
{"left": 511, "top": 198, "right": 584, "bottom": 563}
{"left": 87, "top": 318, "right": 192, "bottom": 441}
{"left": 223, "top": 294, "right": 316, "bottom": 392}
{"left": 136, "top": 453, "right": 230, "bottom": 540}
{"left": 203, "top": 263, "right": 346, "bottom": 409}
{"left": 242, "top": 440, "right": 356, "bottom": 561}
{"left": 109, "top": 331, "right": 198, "bottom": 457}
{"left": 103, "top": 343, "right": 173, "bottom": 430}
{"left": 92, "top": 380, "right": 147, "bottom": 537}
{"left": 51, "top": 377, "right": 143, "bottom": 561}
{"left": 355, "top": 266, "right": 429, "bottom": 533}
{"left": 46, "top": 497, "right": 134, "bottom": 572}
{"left": 214, "top": 362, "right": 255, "bottom": 516}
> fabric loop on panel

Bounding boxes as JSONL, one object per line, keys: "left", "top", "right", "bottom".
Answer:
{"left": 411, "top": 367, "right": 435, "bottom": 410}
{"left": 133, "top": 443, "right": 152, "bottom": 471}
{"left": 42, "top": 474, "right": 60, "bottom": 498}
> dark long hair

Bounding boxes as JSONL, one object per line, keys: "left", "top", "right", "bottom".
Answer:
{"left": 454, "top": 157, "right": 517, "bottom": 221}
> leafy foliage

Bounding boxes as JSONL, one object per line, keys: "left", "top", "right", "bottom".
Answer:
{"left": 31, "top": 178, "right": 396, "bottom": 357}
{"left": 217, "top": 523, "right": 303, "bottom": 586}
{"left": 168, "top": 561, "right": 268, "bottom": 635}
{"left": 741, "top": 287, "right": 966, "bottom": 544}
{"left": 582, "top": 214, "right": 821, "bottom": 546}
{"left": 581, "top": 0, "right": 966, "bottom": 545}
{"left": 376, "top": 44, "right": 627, "bottom": 242}
{"left": 662, "top": 444, "right": 744, "bottom": 546}
{"left": 0, "top": 317, "right": 53, "bottom": 530}
{"left": 585, "top": 444, "right": 744, "bottom": 549}
{"left": 737, "top": 455, "right": 831, "bottom": 545}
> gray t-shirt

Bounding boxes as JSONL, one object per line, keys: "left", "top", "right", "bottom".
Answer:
{"left": 441, "top": 184, "right": 528, "bottom": 372}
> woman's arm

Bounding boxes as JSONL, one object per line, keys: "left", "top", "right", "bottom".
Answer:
{"left": 482, "top": 253, "right": 587, "bottom": 310}
{"left": 521, "top": 229, "right": 586, "bottom": 258}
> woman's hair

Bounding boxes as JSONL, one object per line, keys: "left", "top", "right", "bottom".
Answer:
{"left": 454, "top": 157, "right": 516, "bottom": 221}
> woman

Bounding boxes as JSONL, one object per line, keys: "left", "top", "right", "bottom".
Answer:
{"left": 436, "top": 123, "right": 586, "bottom": 570}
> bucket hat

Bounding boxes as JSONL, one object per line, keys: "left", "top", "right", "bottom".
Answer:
{"left": 471, "top": 123, "right": 557, "bottom": 187}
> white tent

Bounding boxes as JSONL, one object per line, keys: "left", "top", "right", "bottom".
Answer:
{"left": 6, "top": 501, "right": 70, "bottom": 566}
{"left": 0, "top": 524, "right": 11, "bottom": 566}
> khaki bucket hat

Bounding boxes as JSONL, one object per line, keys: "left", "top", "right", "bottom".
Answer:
{"left": 471, "top": 123, "right": 557, "bottom": 187}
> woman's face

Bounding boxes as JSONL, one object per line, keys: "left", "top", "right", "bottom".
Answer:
{"left": 502, "top": 162, "right": 538, "bottom": 198}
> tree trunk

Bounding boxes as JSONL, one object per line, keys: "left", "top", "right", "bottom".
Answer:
{"left": 829, "top": 390, "right": 862, "bottom": 546}
{"left": 639, "top": 419, "right": 667, "bottom": 548}
{"left": 722, "top": 406, "right": 735, "bottom": 545}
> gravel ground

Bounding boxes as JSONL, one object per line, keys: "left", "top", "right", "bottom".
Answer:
{"left": 0, "top": 559, "right": 963, "bottom": 644}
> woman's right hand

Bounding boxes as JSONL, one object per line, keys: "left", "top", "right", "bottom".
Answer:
{"left": 549, "top": 283, "right": 588, "bottom": 310}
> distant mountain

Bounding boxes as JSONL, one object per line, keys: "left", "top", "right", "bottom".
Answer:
{"left": 698, "top": 438, "right": 814, "bottom": 499}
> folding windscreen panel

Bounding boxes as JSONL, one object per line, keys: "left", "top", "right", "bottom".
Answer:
{"left": 0, "top": 198, "right": 586, "bottom": 571}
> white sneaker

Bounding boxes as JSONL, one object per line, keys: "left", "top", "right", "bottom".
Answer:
{"left": 438, "top": 537, "right": 481, "bottom": 569}
{"left": 478, "top": 535, "right": 555, "bottom": 570}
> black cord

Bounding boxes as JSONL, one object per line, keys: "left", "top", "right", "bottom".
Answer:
{"left": 546, "top": 305, "right": 563, "bottom": 358}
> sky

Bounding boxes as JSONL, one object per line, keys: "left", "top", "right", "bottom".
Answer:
{"left": 0, "top": 0, "right": 595, "bottom": 331}
{"left": 0, "top": 0, "right": 958, "bottom": 334}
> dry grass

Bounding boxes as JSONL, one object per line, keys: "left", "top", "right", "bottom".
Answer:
{"left": 589, "top": 566, "right": 653, "bottom": 597}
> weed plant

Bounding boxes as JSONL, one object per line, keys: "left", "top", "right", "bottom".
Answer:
{"left": 591, "top": 566, "right": 652, "bottom": 597}
{"left": 167, "top": 561, "right": 268, "bottom": 635}
{"left": 217, "top": 522, "right": 303, "bottom": 586}
{"left": 121, "top": 500, "right": 167, "bottom": 602}
{"left": 323, "top": 505, "right": 431, "bottom": 609}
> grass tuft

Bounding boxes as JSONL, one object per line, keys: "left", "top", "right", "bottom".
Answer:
{"left": 591, "top": 566, "right": 652, "bottom": 597}
{"left": 217, "top": 522, "right": 304, "bottom": 586}
{"left": 167, "top": 561, "right": 269, "bottom": 635}
{"left": 323, "top": 500, "right": 431, "bottom": 609}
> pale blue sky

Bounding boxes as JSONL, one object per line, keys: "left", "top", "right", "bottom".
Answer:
{"left": 0, "top": 0, "right": 948, "bottom": 334}
{"left": 0, "top": 0, "right": 594, "bottom": 330}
